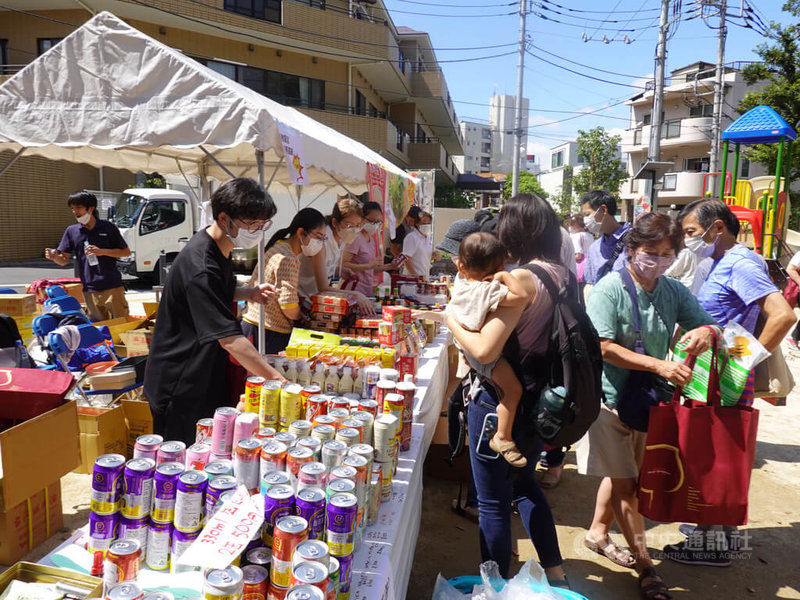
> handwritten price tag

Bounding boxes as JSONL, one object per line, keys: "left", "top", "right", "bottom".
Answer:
{"left": 177, "top": 486, "right": 265, "bottom": 570}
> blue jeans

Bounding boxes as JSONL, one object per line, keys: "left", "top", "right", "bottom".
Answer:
{"left": 468, "top": 382, "right": 563, "bottom": 577}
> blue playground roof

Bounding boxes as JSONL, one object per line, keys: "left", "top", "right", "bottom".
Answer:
{"left": 722, "top": 105, "right": 797, "bottom": 144}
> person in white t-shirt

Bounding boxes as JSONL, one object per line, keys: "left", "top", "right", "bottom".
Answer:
{"left": 568, "top": 214, "right": 594, "bottom": 284}
{"left": 402, "top": 207, "right": 434, "bottom": 278}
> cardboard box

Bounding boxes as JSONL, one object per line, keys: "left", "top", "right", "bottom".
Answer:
{"left": 0, "top": 402, "right": 80, "bottom": 511}
{"left": 63, "top": 283, "right": 85, "bottom": 305}
{"left": 119, "top": 328, "right": 153, "bottom": 357}
{"left": 0, "top": 294, "right": 37, "bottom": 317}
{"left": 0, "top": 482, "right": 63, "bottom": 566}
{"left": 0, "top": 561, "right": 101, "bottom": 597}
{"left": 121, "top": 400, "right": 154, "bottom": 458}
{"left": 76, "top": 405, "right": 129, "bottom": 473}
{"left": 93, "top": 316, "right": 144, "bottom": 345}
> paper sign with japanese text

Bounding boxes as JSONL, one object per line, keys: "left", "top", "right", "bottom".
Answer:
{"left": 176, "top": 486, "right": 265, "bottom": 569}
{"left": 279, "top": 125, "right": 308, "bottom": 185}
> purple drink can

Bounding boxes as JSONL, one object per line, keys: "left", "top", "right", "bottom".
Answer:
{"left": 325, "top": 493, "right": 357, "bottom": 556}
{"left": 145, "top": 520, "right": 172, "bottom": 571}
{"left": 171, "top": 529, "right": 200, "bottom": 565}
{"left": 205, "top": 475, "right": 237, "bottom": 516}
{"left": 157, "top": 441, "right": 186, "bottom": 466}
{"left": 204, "top": 459, "right": 234, "bottom": 478}
{"left": 174, "top": 470, "right": 208, "bottom": 533}
{"left": 152, "top": 461, "right": 184, "bottom": 523}
{"left": 119, "top": 515, "right": 150, "bottom": 561}
{"left": 91, "top": 454, "right": 126, "bottom": 515}
{"left": 295, "top": 487, "right": 325, "bottom": 541}
{"left": 122, "top": 458, "right": 156, "bottom": 519}
{"left": 133, "top": 434, "right": 164, "bottom": 461}
{"left": 260, "top": 470, "right": 292, "bottom": 496}
{"left": 335, "top": 552, "right": 354, "bottom": 597}
{"left": 263, "top": 484, "right": 295, "bottom": 546}
{"left": 297, "top": 462, "right": 326, "bottom": 492}
{"left": 88, "top": 511, "right": 118, "bottom": 554}
{"left": 211, "top": 406, "right": 238, "bottom": 456}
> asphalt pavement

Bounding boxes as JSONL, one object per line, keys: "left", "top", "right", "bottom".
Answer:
{"left": 0, "top": 259, "right": 149, "bottom": 292}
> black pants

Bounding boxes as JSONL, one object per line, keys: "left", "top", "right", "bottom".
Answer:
{"left": 240, "top": 321, "right": 292, "bottom": 355}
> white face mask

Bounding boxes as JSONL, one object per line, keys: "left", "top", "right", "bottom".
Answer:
{"left": 363, "top": 222, "right": 381, "bottom": 235}
{"left": 583, "top": 208, "right": 603, "bottom": 235}
{"left": 339, "top": 226, "right": 360, "bottom": 245}
{"left": 685, "top": 227, "right": 717, "bottom": 258}
{"left": 418, "top": 224, "right": 432, "bottom": 236}
{"left": 302, "top": 236, "right": 324, "bottom": 257}
{"left": 76, "top": 212, "right": 92, "bottom": 225}
{"left": 227, "top": 220, "right": 264, "bottom": 249}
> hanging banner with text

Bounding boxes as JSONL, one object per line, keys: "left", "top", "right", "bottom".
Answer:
{"left": 279, "top": 125, "right": 308, "bottom": 185}
{"left": 177, "top": 486, "right": 265, "bottom": 570}
{"left": 408, "top": 170, "right": 435, "bottom": 214}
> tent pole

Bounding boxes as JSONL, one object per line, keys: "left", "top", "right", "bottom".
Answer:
{"left": 256, "top": 150, "right": 266, "bottom": 356}
{"left": 0, "top": 148, "right": 26, "bottom": 179}
{"left": 200, "top": 146, "right": 237, "bottom": 179}
{"left": 328, "top": 174, "right": 358, "bottom": 198}
{"left": 266, "top": 162, "right": 281, "bottom": 191}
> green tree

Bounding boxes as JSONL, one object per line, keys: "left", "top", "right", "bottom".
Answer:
{"left": 572, "top": 127, "right": 628, "bottom": 196}
{"left": 739, "top": 1, "right": 800, "bottom": 185}
{"left": 434, "top": 184, "right": 475, "bottom": 208}
{"left": 551, "top": 165, "right": 575, "bottom": 218}
{"left": 501, "top": 171, "right": 548, "bottom": 200}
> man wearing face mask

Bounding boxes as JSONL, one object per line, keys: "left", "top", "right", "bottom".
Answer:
{"left": 662, "top": 198, "right": 796, "bottom": 567}
{"left": 581, "top": 190, "right": 632, "bottom": 285}
{"left": 46, "top": 191, "right": 131, "bottom": 321}
{"left": 144, "top": 178, "right": 286, "bottom": 445}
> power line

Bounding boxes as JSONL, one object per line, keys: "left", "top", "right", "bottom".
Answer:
{"left": 528, "top": 43, "right": 648, "bottom": 79}
{"left": 388, "top": 7, "right": 517, "bottom": 17}
{"left": 538, "top": 0, "right": 660, "bottom": 15}
{"left": 0, "top": 4, "right": 80, "bottom": 26}
{"left": 532, "top": 10, "right": 661, "bottom": 33}
{"left": 525, "top": 49, "right": 648, "bottom": 89}
{"left": 533, "top": 1, "right": 665, "bottom": 24}
{"left": 393, "top": 0, "right": 515, "bottom": 6}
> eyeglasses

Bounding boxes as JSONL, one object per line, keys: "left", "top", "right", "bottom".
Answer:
{"left": 238, "top": 219, "right": 273, "bottom": 233}
{"left": 341, "top": 223, "right": 363, "bottom": 232}
{"left": 308, "top": 232, "right": 328, "bottom": 242}
{"left": 366, "top": 219, "right": 382, "bottom": 225}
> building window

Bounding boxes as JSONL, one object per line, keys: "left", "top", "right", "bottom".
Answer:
{"left": 661, "top": 173, "right": 677, "bottom": 191}
{"left": 740, "top": 158, "right": 750, "bottom": 178}
{"left": 482, "top": 128, "right": 491, "bottom": 140}
{"left": 481, "top": 142, "right": 491, "bottom": 154}
{"left": 398, "top": 49, "right": 406, "bottom": 74}
{"left": 202, "top": 59, "right": 324, "bottom": 109}
{"left": 37, "top": 38, "right": 62, "bottom": 55}
{"left": 480, "top": 157, "right": 491, "bottom": 169}
{"left": 643, "top": 113, "right": 651, "bottom": 126}
{"left": 551, "top": 150, "right": 564, "bottom": 169}
{"left": 0, "top": 39, "right": 7, "bottom": 74}
{"left": 224, "top": 0, "right": 281, "bottom": 24}
{"left": 662, "top": 119, "right": 681, "bottom": 139}
{"left": 685, "top": 156, "right": 710, "bottom": 172}
{"left": 577, "top": 153, "right": 586, "bottom": 165}
{"left": 689, "top": 103, "right": 714, "bottom": 118}
{"left": 355, "top": 91, "right": 366, "bottom": 116}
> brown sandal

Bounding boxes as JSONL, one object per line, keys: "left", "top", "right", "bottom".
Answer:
{"left": 638, "top": 566, "right": 671, "bottom": 600}
{"left": 488, "top": 436, "right": 528, "bottom": 467}
{"left": 584, "top": 536, "right": 636, "bottom": 568}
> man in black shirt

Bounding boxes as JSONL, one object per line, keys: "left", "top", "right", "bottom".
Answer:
{"left": 144, "top": 178, "right": 286, "bottom": 444}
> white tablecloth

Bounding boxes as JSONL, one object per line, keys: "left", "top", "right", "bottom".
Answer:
{"left": 42, "top": 336, "right": 452, "bottom": 600}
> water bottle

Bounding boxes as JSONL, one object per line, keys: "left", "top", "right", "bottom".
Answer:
{"left": 84, "top": 240, "right": 99, "bottom": 267}
{"left": 542, "top": 385, "right": 568, "bottom": 412}
{"left": 538, "top": 385, "right": 567, "bottom": 440}
{"left": 15, "top": 340, "right": 30, "bottom": 366}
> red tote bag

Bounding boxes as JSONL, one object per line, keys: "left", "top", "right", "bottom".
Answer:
{"left": 637, "top": 341, "right": 759, "bottom": 526}
{"left": 0, "top": 368, "right": 75, "bottom": 421}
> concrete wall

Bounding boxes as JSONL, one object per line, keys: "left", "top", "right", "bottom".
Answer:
{"left": 432, "top": 207, "right": 476, "bottom": 256}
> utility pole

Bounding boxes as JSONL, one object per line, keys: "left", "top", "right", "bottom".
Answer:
{"left": 647, "top": 0, "right": 671, "bottom": 211}
{"left": 708, "top": 0, "right": 728, "bottom": 196}
{"left": 510, "top": 0, "right": 526, "bottom": 197}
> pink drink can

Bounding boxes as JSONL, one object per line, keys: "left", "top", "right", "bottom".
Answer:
{"left": 233, "top": 412, "right": 259, "bottom": 449}
{"left": 211, "top": 407, "right": 238, "bottom": 456}
{"left": 185, "top": 443, "right": 211, "bottom": 471}
{"left": 156, "top": 441, "right": 186, "bottom": 466}
{"left": 133, "top": 435, "right": 163, "bottom": 461}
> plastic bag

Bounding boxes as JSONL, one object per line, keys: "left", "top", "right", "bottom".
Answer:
{"left": 722, "top": 321, "right": 770, "bottom": 371}
{"left": 432, "top": 559, "right": 563, "bottom": 600}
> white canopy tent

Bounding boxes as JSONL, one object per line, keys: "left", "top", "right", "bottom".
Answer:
{"left": 0, "top": 11, "right": 416, "bottom": 352}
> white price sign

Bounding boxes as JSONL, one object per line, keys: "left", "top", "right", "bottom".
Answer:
{"left": 177, "top": 486, "right": 265, "bottom": 570}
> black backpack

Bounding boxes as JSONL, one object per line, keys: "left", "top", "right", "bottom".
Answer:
{"left": 511, "top": 265, "right": 603, "bottom": 448}
{"left": 0, "top": 313, "right": 34, "bottom": 368}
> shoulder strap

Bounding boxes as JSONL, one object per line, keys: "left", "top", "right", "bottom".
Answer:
{"left": 597, "top": 229, "right": 629, "bottom": 280}
{"left": 524, "top": 263, "right": 560, "bottom": 304}
{"left": 619, "top": 268, "right": 645, "bottom": 352}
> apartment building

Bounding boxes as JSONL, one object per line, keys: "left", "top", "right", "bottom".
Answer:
{"left": 538, "top": 141, "right": 583, "bottom": 201}
{"left": 454, "top": 120, "right": 493, "bottom": 174}
{"left": 0, "top": 0, "right": 462, "bottom": 259}
{"left": 620, "top": 61, "right": 766, "bottom": 209}
{"left": 489, "top": 94, "right": 529, "bottom": 174}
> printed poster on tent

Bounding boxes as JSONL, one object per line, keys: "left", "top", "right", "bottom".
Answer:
{"left": 387, "top": 173, "right": 411, "bottom": 240}
{"left": 409, "top": 170, "right": 435, "bottom": 214}
{"left": 366, "top": 163, "right": 388, "bottom": 267}
{"left": 278, "top": 125, "right": 308, "bottom": 185}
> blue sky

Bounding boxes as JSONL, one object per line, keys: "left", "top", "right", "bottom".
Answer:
{"left": 382, "top": 0, "right": 787, "bottom": 166}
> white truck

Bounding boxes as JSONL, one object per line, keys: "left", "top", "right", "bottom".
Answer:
{"left": 112, "top": 188, "right": 197, "bottom": 280}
